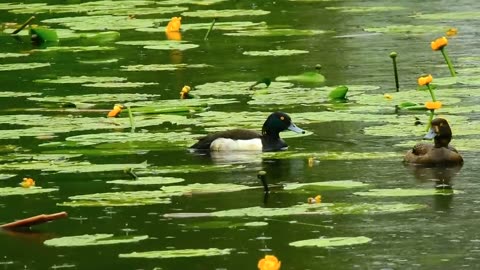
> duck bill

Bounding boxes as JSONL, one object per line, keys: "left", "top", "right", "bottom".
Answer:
{"left": 288, "top": 123, "right": 305, "bottom": 134}
{"left": 424, "top": 127, "right": 436, "bottom": 139}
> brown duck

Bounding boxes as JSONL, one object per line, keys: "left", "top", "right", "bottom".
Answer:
{"left": 404, "top": 118, "right": 463, "bottom": 166}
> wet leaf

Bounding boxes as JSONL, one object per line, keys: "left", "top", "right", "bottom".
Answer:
{"left": 0, "top": 53, "right": 29, "bottom": 58}
{"left": 194, "top": 81, "right": 293, "bottom": 97}
{"left": 43, "top": 15, "right": 167, "bottom": 31}
{"left": 0, "top": 174, "right": 16, "bottom": 180}
{"left": 31, "top": 46, "right": 116, "bottom": 53}
{"left": 326, "top": 6, "right": 405, "bottom": 12}
{"left": 283, "top": 180, "right": 368, "bottom": 190}
{"left": 0, "top": 63, "right": 50, "bottom": 71}
{"left": 243, "top": 49, "right": 309, "bottom": 56}
{"left": 116, "top": 40, "right": 199, "bottom": 51}
{"left": 0, "top": 91, "right": 41, "bottom": 97}
{"left": 119, "top": 248, "right": 232, "bottom": 259}
{"left": 35, "top": 76, "right": 126, "bottom": 84}
{"left": 410, "top": 11, "right": 480, "bottom": 20}
{"left": 225, "top": 28, "right": 330, "bottom": 37}
{"left": 0, "top": 187, "right": 58, "bottom": 197}
{"left": 78, "top": 59, "right": 119, "bottom": 64}
{"left": 354, "top": 188, "right": 462, "bottom": 197}
{"left": 157, "top": 0, "right": 228, "bottom": 5}
{"left": 82, "top": 82, "right": 159, "bottom": 88}
{"left": 182, "top": 9, "right": 270, "bottom": 18}
{"left": 244, "top": 221, "right": 268, "bottom": 227}
{"left": 142, "top": 164, "right": 247, "bottom": 174}
{"left": 290, "top": 236, "right": 372, "bottom": 247}
{"left": 276, "top": 72, "right": 325, "bottom": 83}
{"left": 107, "top": 176, "right": 184, "bottom": 186}
{"left": 44, "top": 234, "right": 148, "bottom": 247}
{"left": 363, "top": 25, "right": 446, "bottom": 34}
{"left": 29, "top": 93, "right": 159, "bottom": 103}
{"left": 121, "top": 64, "right": 210, "bottom": 71}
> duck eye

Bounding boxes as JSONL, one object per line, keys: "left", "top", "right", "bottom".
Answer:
{"left": 280, "top": 116, "right": 285, "bottom": 121}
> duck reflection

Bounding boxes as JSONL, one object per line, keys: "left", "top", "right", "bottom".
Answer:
{"left": 405, "top": 164, "right": 463, "bottom": 211}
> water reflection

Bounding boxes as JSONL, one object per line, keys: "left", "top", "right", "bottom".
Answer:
{"left": 208, "top": 150, "right": 263, "bottom": 164}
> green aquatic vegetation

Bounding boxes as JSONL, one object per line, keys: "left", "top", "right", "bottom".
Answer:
{"left": 0, "top": 187, "right": 58, "bottom": 197}
{"left": 328, "top": 85, "right": 349, "bottom": 100}
{"left": 29, "top": 93, "right": 159, "bottom": 103}
{"left": 276, "top": 72, "right": 325, "bottom": 83}
{"left": 193, "top": 81, "right": 293, "bottom": 97}
{"left": 0, "top": 159, "right": 148, "bottom": 173}
{"left": 0, "top": 91, "right": 41, "bottom": 97}
{"left": 116, "top": 40, "right": 199, "bottom": 51}
{"left": 290, "top": 236, "right": 372, "bottom": 248}
{"left": 82, "top": 82, "right": 159, "bottom": 88}
{"left": 0, "top": 63, "right": 50, "bottom": 71}
{"left": 0, "top": 53, "right": 29, "bottom": 58}
{"left": 78, "top": 59, "right": 119, "bottom": 64}
{"left": 119, "top": 248, "right": 232, "bottom": 259}
{"left": 182, "top": 9, "right": 270, "bottom": 18}
{"left": 244, "top": 221, "right": 269, "bottom": 227}
{"left": 354, "top": 188, "right": 462, "bottom": 197}
{"left": 30, "top": 46, "right": 116, "bottom": 53}
{"left": 326, "top": 6, "right": 405, "bottom": 12}
{"left": 141, "top": 164, "right": 247, "bottom": 174}
{"left": 44, "top": 234, "right": 149, "bottom": 247}
{"left": 225, "top": 28, "right": 330, "bottom": 37}
{"left": 363, "top": 25, "right": 446, "bottom": 34}
{"left": 164, "top": 202, "right": 426, "bottom": 218}
{"left": 243, "top": 49, "right": 309, "bottom": 56}
{"left": 0, "top": 174, "right": 16, "bottom": 180}
{"left": 283, "top": 180, "right": 368, "bottom": 191}
{"left": 121, "top": 63, "right": 210, "bottom": 71}
{"left": 157, "top": 0, "right": 228, "bottom": 5}
{"left": 181, "top": 21, "right": 266, "bottom": 31}
{"left": 107, "top": 176, "right": 185, "bottom": 186}
{"left": 42, "top": 15, "right": 167, "bottom": 31}
{"left": 87, "top": 6, "right": 188, "bottom": 16}
{"left": 410, "top": 11, "right": 480, "bottom": 20}
{"left": 263, "top": 151, "right": 401, "bottom": 160}
{"left": 350, "top": 89, "right": 463, "bottom": 106}
{"left": 35, "top": 76, "right": 126, "bottom": 84}
{"left": 127, "top": 98, "right": 239, "bottom": 113}
{"left": 3, "top": 1, "right": 154, "bottom": 14}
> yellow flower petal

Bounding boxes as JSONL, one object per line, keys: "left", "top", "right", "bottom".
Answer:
{"left": 165, "top": 17, "right": 182, "bottom": 32}
{"left": 258, "top": 255, "right": 281, "bottom": 270}
{"left": 417, "top": 74, "right": 433, "bottom": 86}
{"left": 431, "top": 37, "right": 448, "bottom": 51}
{"left": 425, "top": 101, "right": 442, "bottom": 110}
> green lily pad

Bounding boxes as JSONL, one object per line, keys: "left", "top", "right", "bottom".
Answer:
{"left": 0, "top": 174, "right": 16, "bottom": 180}
{"left": 119, "top": 248, "right": 232, "bottom": 259}
{"left": 30, "top": 27, "right": 59, "bottom": 43}
{"left": 328, "top": 85, "right": 349, "bottom": 100}
{"left": 116, "top": 40, "right": 199, "bottom": 51}
{"left": 78, "top": 59, "right": 119, "bottom": 64}
{"left": 363, "top": 24, "right": 446, "bottom": 34}
{"left": 244, "top": 221, "right": 268, "bottom": 227}
{"left": 30, "top": 46, "right": 116, "bottom": 53}
{"left": 182, "top": 9, "right": 270, "bottom": 18}
{"left": 3, "top": 1, "right": 156, "bottom": 14}
{"left": 225, "top": 28, "right": 330, "bottom": 37}
{"left": 107, "top": 176, "right": 185, "bottom": 186}
{"left": 88, "top": 6, "right": 188, "bottom": 16}
{"left": 0, "top": 91, "right": 41, "bottom": 97}
{"left": 82, "top": 82, "right": 159, "bottom": 88}
{"left": 43, "top": 15, "right": 167, "bottom": 31}
{"left": 44, "top": 234, "right": 148, "bottom": 247}
{"left": 0, "top": 187, "right": 58, "bottom": 197}
{"left": 29, "top": 93, "right": 159, "bottom": 103}
{"left": 243, "top": 49, "right": 309, "bottom": 56}
{"left": 276, "top": 72, "right": 325, "bottom": 83}
{"left": 283, "top": 180, "right": 368, "bottom": 191}
{"left": 326, "top": 6, "right": 405, "bottom": 12}
{"left": 164, "top": 202, "right": 426, "bottom": 218}
{"left": 157, "top": 0, "right": 228, "bottom": 5}
{"left": 0, "top": 53, "right": 29, "bottom": 58}
{"left": 35, "top": 76, "right": 126, "bottom": 84}
{"left": 180, "top": 21, "right": 266, "bottom": 31}
{"left": 410, "top": 11, "right": 480, "bottom": 20}
{"left": 290, "top": 236, "right": 372, "bottom": 248}
{"left": 354, "top": 188, "right": 462, "bottom": 197}
{"left": 121, "top": 64, "right": 210, "bottom": 72}
{"left": 194, "top": 81, "right": 293, "bottom": 97}
{"left": 0, "top": 63, "right": 50, "bottom": 71}
{"left": 142, "top": 164, "right": 247, "bottom": 174}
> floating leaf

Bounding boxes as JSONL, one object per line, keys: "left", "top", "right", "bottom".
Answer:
{"left": 283, "top": 180, "right": 368, "bottom": 191}
{"left": 182, "top": 9, "right": 270, "bottom": 18}
{"left": 326, "top": 6, "right": 405, "bottom": 12}
{"left": 244, "top": 221, "right": 268, "bottom": 227}
{"left": 42, "top": 15, "right": 167, "bottom": 31}
{"left": 328, "top": 85, "right": 348, "bottom": 100}
{"left": 157, "top": 0, "right": 228, "bottom": 5}
{"left": 142, "top": 164, "right": 247, "bottom": 174}
{"left": 243, "top": 49, "right": 309, "bottom": 56}
{"left": 44, "top": 234, "right": 148, "bottom": 247}
{"left": 0, "top": 91, "right": 41, "bottom": 97}
{"left": 121, "top": 64, "right": 210, "bottom": 71}
{"left": 31, "top": 46, "right": 115, "bottom": 53}
{"left": 0, "top": 187, "right": 58, "bottom": 197}
{"left": 82, "top": 82, "right": 159, "bottom": 88}
{"left": 119, "top": 248, "right": 232, "bottom": 259}
{"left": 35, "top": 76, "right": 126, "bottom": 84}
{"left": 29, "top": 93, "right": 159, "bottom": 103}
{"left": 354, "top": 188, "right": 463, "bottom": 197}
{"left": 194, "top": 81, "right": 293, "bottom": 97}
{"left": 410, "top": 11, "right": 480, "bottom": 20}
{"left": 107, "top": 176, "right": 185, "bottom": 186}
{"left": 363, "top": 25, "right": 446, "bottom": 34}
{"left": 0, "top": 174, "right": 16, "bottom": 180}
{"left": 0, "top": 63, "right": 50, "bottom": 71}
{"left": 78, "top": 58, "right": 119, "bottom": 64}
{"left": 276, "top": 72, "right": 325, "bottom": 83}
{"left": 0, "top": 53, "right": 29, "bottom": 58}
{"left": 164, "top": 202, "right": 426, "bottom": 218}
{"left": 290, "top": 236, "right": 372, "bottom": 247}
{"left": 116, "top": 40, "right": 199, "bottom": 51}
{"left": 30, "top": 27, "right": 59, "bottom": 43}
{"left": 225, "top": 28, "right": 330, "bottom": 37}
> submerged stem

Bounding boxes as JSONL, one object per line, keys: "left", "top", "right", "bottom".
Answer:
{"left": 440, "top": 48, "right": 456, "bottom": 77}
{"left": 127, "top": 106, "right": 135, "bottom": 133}
{"left": 204, "top": 18, "right": 217, "bottom": 41}
{"left": 389, "top": 52, "right": 399, "bottom": 92}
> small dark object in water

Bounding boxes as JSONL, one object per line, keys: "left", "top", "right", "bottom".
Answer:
{"left": 257, "top": 170, "right": 269, "bottom": 193}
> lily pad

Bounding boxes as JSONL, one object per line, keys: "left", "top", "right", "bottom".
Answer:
{"left": 290, "top": 236, "right": 372, "bottom": 248}
{"left": 141, "top": 164, "right": 247, "bottom": 174}
{"left": 157, "top": 0, "right": 228, "bottom": 5}
{"left": 0, "top": 174, "right": 16, "bottom": 180}
{"left": 29, "top": 93, "right": 159, "bottom": 103}
{"left": 78, "top": 59, "right": 119, "bottom": 64}
{"left": 243, "top": 49, "right": 309, "bottom": 56}
{"left": 82, "top": 82, "right": 159, "bottom": 88}
{"left": 182, "top": 9, "right": 270, "bottom": 18}
{"left": 35, "top": 76, "right": 126, "bottom": 84}
{"left": 119, "top": 248, "right": 232, "bottom": 259}
{"left": 121, "top": 64, "right": 210, "bottom": 71}
{"left": 87, "top": 6, "right": 188, "bottom": 16}
{"left": 410, "top": 11, "right": 480, "bottom": 20}
{"left": 107, "top": 176, "right": 185, "bottom": 186}
{"left": 0, "top": 187, "right": 58, "bottom": 197}
{"left": 0, "top": 91, "right": 41, "bottom": 97}
{"left": 43, "top": 15, "right": 167, "bottom": 31}
{"left": 0, "top": 63, "right": 50, "bottom": 71}
{"left": 116, "top": 40, "right": 199, "bottom": 51}
{"left": 0, "top": 53, "right": 29, "bottom": 58}
{"left": 44, "top": 234, "right": 148, "bottom": 247}
{"left": 276, "top": 72, "right": 325, "bottom": 83}
{"left": 354, "top": 188, "right": 463, "bottom": 197}
{"left": 283, "top": 180, "right": 368, "bottom": 190}
{"left": 31, "top": 46, "right": 116, "bottom": 53}
{"left": 363, "top": 25, "right": 446, "bottom": 34}
{"left": 326, "top": 6, "right": 405, "bottom": 12}
{"left": 164, "top": 202, "right": 426, "bottom": 218}
{"left": 194, "top": 81, "right": 293, "bottom": 97}
{"left": 225, "top": 28, "right": 330, "bottom": 37}
{"left": 244, "top": 221, "right": 268, "bottom": 227}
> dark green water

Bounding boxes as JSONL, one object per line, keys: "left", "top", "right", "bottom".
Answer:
{"left": 1, "top": 1, "right": 480, "bottom": 269}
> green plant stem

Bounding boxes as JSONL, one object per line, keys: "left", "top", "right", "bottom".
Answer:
{"left": 12, "top": 16, "right": 35, "bottom": 35}
{"left": 389, "top": 52, "right": 399, "bottom": 92}
{"left": 127, "top": 106, "right": 135, "bottom": 133}
{"left": 204, "top": 18, "right": 217, "bottom": 40}
{"left": 426, "top": 109, "right": 435, "bottom": 132}
{"left": 440, "top": 48, "right": 456, "bottom": 77}
{"left": 426, "top": 84, "right": 436, "bottom": 102}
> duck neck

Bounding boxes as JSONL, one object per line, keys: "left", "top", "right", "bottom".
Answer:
{"left": 262, "top": 128, "right": 280, "bottom": 140}
{"left": 434, "top": 136, "right": 451, "bottom": 148}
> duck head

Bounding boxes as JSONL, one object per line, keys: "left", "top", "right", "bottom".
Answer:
{"left": 424, "top": 118, "right": 452, "bottom": 148}
{"left": 262, "top": 112, "right": 305, "bottom": 138}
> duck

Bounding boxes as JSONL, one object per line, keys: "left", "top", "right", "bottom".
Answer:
{"left": 190, "top": 112, "right": 305, "bottom": 152}
{"left": 404, "top": 118, "right": 463, "bottom": 166}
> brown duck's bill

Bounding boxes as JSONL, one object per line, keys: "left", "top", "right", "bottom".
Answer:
{"left": 1, "top": 212, "right": 68, "bottom": 230}
{"left": 288, "top": 123, "right": 305, "bottom": 134}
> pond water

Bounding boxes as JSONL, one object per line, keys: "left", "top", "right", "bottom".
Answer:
{"left": 1, "top": 0, "right": 480, "bottom": 269}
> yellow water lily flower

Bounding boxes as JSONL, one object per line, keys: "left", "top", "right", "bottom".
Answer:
{"left": 180, "top": 85, "right": 191, "bottom": 99}
{"left": 258, "top": 255, "right": 281, "bottom": 270}
{"left": 425, "top": 101, "right": 442, "bottom": 110}
{"left": 446, "top": 28, "right": 458, "bottom": 36}
{"left": 107, "top": 104, "right": 123, "bottom": 117}
{"left": 308, "top": 195, "right": 322, "bottom": 204}
{"left": 165, "top": 17, "right": 181, "bottom": 32}
{"left": 431, "top": 37, "right": 448, "bottom": 51}
{"left": 417, "top": 74, "right": 433, "bottom": 86}
{"left": 20, "top": 178, "right": 35, "bottom": 188}
{"left": 383, "top": 93, "right": 393, "bottom": 100}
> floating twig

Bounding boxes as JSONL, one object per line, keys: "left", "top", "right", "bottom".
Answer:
{"left": 12, "top": 16, "right": 35, "bottom": 35}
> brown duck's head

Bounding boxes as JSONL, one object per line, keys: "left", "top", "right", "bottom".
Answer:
{"left": 424, "top": 118, "right": 452, "bottom": 147}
